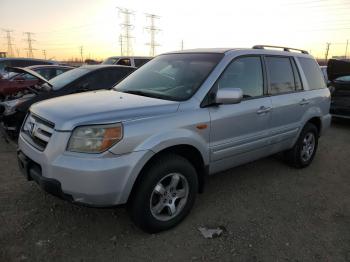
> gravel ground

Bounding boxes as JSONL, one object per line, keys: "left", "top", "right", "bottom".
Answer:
{"left": 0, "top": 120, "right": 349, "bottom": 262}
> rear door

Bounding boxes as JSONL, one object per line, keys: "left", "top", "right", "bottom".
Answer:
{"left": 209, "top": 55, "right": 273, "bottom": 172}
{"left": 265, "top": 56, "right": 306, "bottom": 149}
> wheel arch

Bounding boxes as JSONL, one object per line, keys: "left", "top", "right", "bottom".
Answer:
{"left": 127, "top": 144, "right": 208, "bottom": 204}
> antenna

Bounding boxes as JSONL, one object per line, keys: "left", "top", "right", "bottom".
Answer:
{"left": 117, "top": 7, "right": 135, "bottom": 56}
{"left": 145, "top": 13, "right": 161, "bottom": 56}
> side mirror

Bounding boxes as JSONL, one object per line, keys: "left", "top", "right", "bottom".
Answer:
{"left": 215, "top": 88, "right": 243, "bottom": 104}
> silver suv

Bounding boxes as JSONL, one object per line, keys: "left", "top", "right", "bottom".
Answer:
{"left": 18, "top": 45, "right": 331, "bottom": 233}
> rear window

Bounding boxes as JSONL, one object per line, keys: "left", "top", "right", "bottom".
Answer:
{"left": 134, "top": 59, "right": 150, "bottom": 67}
{"left": 266, "top": 56, "right": 295, "bottom": 95}
{"left": 298, "top": 57, "right": 326, "bottom": 90}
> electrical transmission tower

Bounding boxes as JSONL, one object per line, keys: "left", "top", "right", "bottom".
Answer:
{"left": 145, "top": 14, "right": 161, "bottom": 56}
{"left": 24, "top": 32, "right": 36, "bottom": 58}
{"left": 2, "top": 29, "right": 14, "bottom": 57}
{"left": 42, "top": 49, "right": 47, "bottom": 59}
{"left": 117, "top": 7, "right": 134, "bottom": 56}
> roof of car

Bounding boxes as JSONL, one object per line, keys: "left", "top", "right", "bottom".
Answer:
{"left": 26, "top": 65, "right": 74, "bottom": 70}
{"left": 78, "top": 64, "right": 137, "bottom": 70}
{"left": 164, "top": 47, "right": 313, "bottom": 57}
{"left": 0, "top": 57, "right": 58, "bottom": 63}
{"left": 105, "top": 56, "right": 153, "bottom": 59}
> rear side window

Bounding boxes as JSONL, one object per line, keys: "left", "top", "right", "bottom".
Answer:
{"left": 298, "top": 57, "right": 326, "bottom": 90}
{"left": 266, "top": 56, "right": 295, "bottom": 95}
{"left": 117, "top": 59, "right": 131, "bottom": 66}
{"left": 134, "top": 59, "right": 150, "bottom": 67}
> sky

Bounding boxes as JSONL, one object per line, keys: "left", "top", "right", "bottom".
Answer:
{"left": 1, "top": 0, "right": 350, "bottom": 60}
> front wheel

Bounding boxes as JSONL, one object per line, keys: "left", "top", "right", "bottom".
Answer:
{"left": 284, "top": 123, "right": 319, "bottom": 168}
{"left": 128, "top": 154, "right": 198, "bottom": 233}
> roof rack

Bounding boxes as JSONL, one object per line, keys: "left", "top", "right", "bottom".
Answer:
{"left": 252, "top": 45, "right": 309, "bottom": 54}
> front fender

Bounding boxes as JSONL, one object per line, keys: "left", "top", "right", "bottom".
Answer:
{"left": 134, "top": 128, "right": 210, "bottom": 165}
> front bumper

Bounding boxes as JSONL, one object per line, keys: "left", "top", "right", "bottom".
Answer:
{"left": 18, "top": 131, "right": 154, "bottom": 207}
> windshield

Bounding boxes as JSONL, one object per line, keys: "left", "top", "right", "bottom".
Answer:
{"left": 49, "top": 67, "right": 90, "bottom": 90}
{"left": 102, "top": 57, "right": 119, "bottom": 65}
{"left": 114, "top": 53, "right": 223, "bottom": 101}
{"left": 335, "top": 75, "right": 350, "bottom": 82}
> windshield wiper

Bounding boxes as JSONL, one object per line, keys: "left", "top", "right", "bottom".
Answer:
{"left": 120, "top": 90, "right": 175, "bottom": 101}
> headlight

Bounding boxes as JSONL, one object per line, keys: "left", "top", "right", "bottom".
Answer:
{"left": 67, "top": 123, "right": 123, "bottom": 153}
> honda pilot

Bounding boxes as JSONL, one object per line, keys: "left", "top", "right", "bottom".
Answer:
{"left": 17, "top": 45, "right": 331, "bottom": 233}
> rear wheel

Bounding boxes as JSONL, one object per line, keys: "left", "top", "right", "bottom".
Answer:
{"left": 285, "top": 123, "right": 319, "bottom": 168}
{"left": 128, "top": 154, "right": 198, "bottom": 233}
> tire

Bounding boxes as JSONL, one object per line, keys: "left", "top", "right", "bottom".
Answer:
{"left": 128, "top": 154, "right": 198, "bottom": 233}
{"left": 284, "top": 123, "right": 319, "bottom": 168}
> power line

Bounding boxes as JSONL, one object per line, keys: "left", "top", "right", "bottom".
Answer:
{"left": 23, "top": 32, "right": 36, "bottom": 58}
{"left": 2, "top": 29, "right": 14, "bottom": 57}
{"left": 145, "top": 13, "right": 161, "bottom": 56}
{"left": 117, "top": 7, "right": 134, "bottom": 56}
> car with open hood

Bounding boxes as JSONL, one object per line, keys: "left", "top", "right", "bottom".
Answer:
{"left": 0, "top": 65, "right": 74, "bottom": 101}
{"left": 327, "top": 59, "right": 350, "bottom": 119}
{"left": 0, "top": 64, "right": 136, "bottom": 137}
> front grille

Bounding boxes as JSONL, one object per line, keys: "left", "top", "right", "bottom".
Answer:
{"left": 22, "top": 113, "right": 55, "bottom": 151}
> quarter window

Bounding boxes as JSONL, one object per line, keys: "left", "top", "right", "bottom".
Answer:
{"left": 266, "top": 56, "right": 295, "bottom": 95}
{"left": 217, "top": 56, "right": 263, "bottom": 98}
{"left": 298, "top": 57, "right": 326, "bottom": 90}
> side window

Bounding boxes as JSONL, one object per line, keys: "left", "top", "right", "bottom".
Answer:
{"left": 36, "top": 68, "right": 54, "bottom": 80}
{"left": 55, "top": 68, "right": 70, "bottom": 77}
{"left": 298, "top": 57, "right": 326, "bottom": 90}
{"left": 134, "top": 59, "right": 150, "bottom": 67}
{"left": 291, "top": 58, "right": 303, "bottom": 91}
{"left": 217, "top": 56, "right": 263, "bottom": 98}
{"left": 117, "top": 59, "right": 131, "bottom": 66}
{"left": 75, "top": 69, "right": 124, "bottom": 91}
{"left": 266, "top": 56, "right": 295, "bottom": 95}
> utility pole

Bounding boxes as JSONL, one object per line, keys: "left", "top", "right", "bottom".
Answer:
{"left": 117, "top": 7, "right": 134, "bottom": 56}
{"left": 181, "top": 40, "right": 184, "bottom": 51}
{"left": 2, "top": 29, "right": 14, "bottom": 57}
{"left": 145, "top": 13, "right": 161, "bottom": 56}
{"left": 325, "top": 42, "right": 331, "bottom": 62}
{"left": 345, "top": 40, "right": 348, "bottom": 59}
{"left": 23, "top": 32, "right": 36, "bottom": 58}
{"left": 16, "top": 48, "right": 20, "bottom": 57}
{"left": 42, "top": 49, "right": 47, "bottom": 60}
{"left": 119, "top": 34, "right": 123, "bottom": 56}
{"left": 79, "top": 46, "right": 84, "bottom": 62}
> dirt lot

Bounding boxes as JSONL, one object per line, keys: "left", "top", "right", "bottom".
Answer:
{"left": 0, "top": 120, "right": 349, "bottom": 262}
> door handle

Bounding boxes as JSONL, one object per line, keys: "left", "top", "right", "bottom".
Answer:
{"left": 256, "top": 106, "right": 272, "bottom": 115}
{"left": 299, "top": 98, "right": 310, "bottom": 105}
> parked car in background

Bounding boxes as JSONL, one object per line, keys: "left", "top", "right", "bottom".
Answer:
{"left": 1, "top": 65, "right": 135, "bottom": 137}
{"left": 320, "top": 65, "right": 328, "bottom": 84}
{"left": 102, "top": 56, "right": 152, "bottom": 67}
{"left": 0, "top": 58, "right": 58, "bottom": 77}
{"left": 0, "top": 65, "right": 74, "bottom": 101}
{"left": 327, "top": 59, "right": 350, "bottom": 119}
{"left": 17, "top": 46, "right": 331, "bottom": 233}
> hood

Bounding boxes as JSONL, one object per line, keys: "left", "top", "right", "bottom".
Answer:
{"left": 6, "top": 67, "right": 52, "bottom": 87}
{"left": 327, "top": 59, "right": 350, "bottom": 81}
{"left": 30, "top": 90, "right": 180, "bottom": 131}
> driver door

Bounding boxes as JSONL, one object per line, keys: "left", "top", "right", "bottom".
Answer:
{"left": 209, "top": 56, "right": 272, "bottom": 173}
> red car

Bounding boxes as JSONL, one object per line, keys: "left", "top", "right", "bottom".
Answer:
{"left": 0, "top": 65, "right": 74, "bottom": 101}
